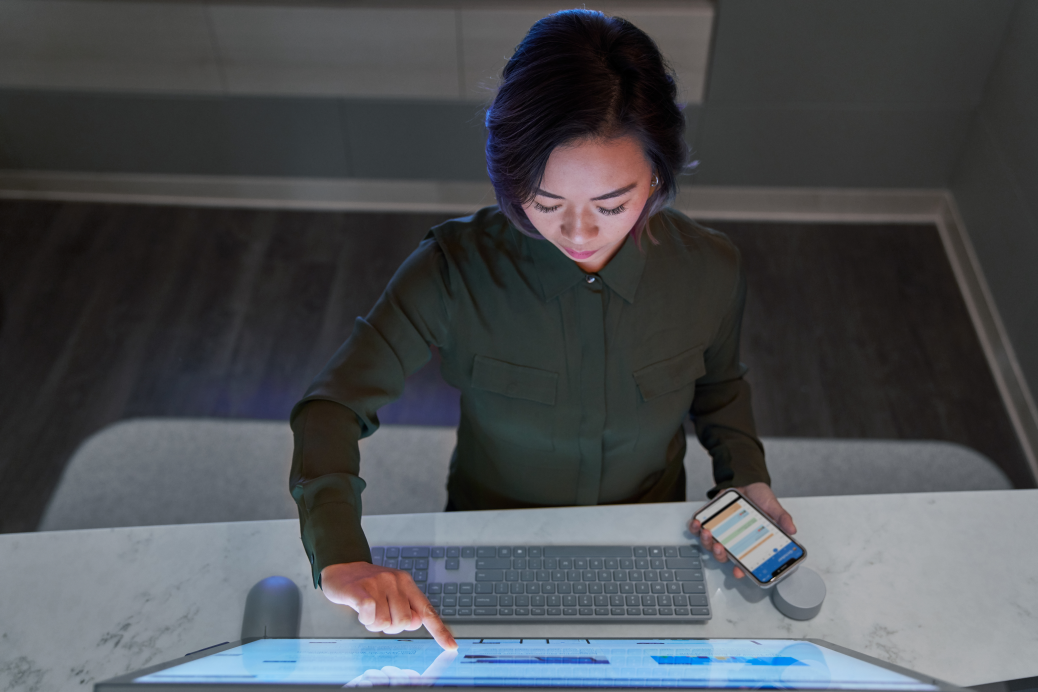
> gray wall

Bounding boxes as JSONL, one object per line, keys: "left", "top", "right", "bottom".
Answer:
{"left": 0, "top": 0, "right": 1019, "bottom": 186}
{"left": 0, "top": 92, "right": 489, "bottom": 180}
{"left": 693, "top": 0, "right": 1015, "bottom": 187}
{"left": 951, "top": 0, "right": 1038, "bottom": 395}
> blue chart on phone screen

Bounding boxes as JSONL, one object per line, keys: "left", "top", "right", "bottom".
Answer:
{"left": 702, "top": 498, "right": 803, "bottom": 582}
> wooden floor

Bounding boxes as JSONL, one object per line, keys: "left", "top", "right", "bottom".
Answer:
{"left": 0, "top": 201, "right": 1032, "bottom": 533}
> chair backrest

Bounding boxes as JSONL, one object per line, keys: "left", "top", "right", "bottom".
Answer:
{"left": 40, "top": 418, "right": 1011, "bottom": 531}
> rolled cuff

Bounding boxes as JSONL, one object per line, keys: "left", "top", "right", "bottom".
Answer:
{"left": 302, "top": 500, "right": 372, "bottom": 588}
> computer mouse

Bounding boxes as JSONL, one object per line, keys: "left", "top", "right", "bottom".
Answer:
{"left": 241, "top": 575, "right": 301, "bottom": 639}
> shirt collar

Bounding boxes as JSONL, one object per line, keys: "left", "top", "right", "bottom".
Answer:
{"left": 522, "top": 228, "right": 647, "bottom": 304}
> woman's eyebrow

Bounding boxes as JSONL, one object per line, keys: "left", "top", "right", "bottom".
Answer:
{"left": 535, "top": 182, "right": 638, "bottom": 201}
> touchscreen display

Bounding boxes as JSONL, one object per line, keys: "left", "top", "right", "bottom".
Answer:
{"left": 135, "top": 638, "right": 937, "bottom": 689}
{"left": 699, "top": 493, "right": 803, "bottom": 583}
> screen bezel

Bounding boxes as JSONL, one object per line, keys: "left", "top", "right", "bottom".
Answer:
{"left": 693, "top": 488, "right": 808, "bottom": 587}
{"left": 94, "top": 637, "right": 966, "bottom": 692}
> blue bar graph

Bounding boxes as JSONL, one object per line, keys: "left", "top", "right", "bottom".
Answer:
{"left": 713, "top": 509, "right": 749, "bottom": 536}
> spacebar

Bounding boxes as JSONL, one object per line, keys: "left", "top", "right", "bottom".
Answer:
{"left": 542, "top": 546, "right": 633, "bottom": 557}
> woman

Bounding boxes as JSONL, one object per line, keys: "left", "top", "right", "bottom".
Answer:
{"left": 289, "top": 9, "right": 795, "bottom": 649}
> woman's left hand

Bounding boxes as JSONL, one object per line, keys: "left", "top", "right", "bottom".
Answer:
{"left": 687, "top": 482, "right": 796, "bottom": 580}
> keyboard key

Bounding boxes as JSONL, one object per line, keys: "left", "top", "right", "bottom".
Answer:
{"left": 595, "top": 595, "right": 609, "bottom": 606}
{"left": 673, "top": 595, "right": 687, "bottom": 606}
{"left": 510, "top": 583, "right": 523, "bottom": 594}
{"left": 589, "top": 558, "right": 603, "bottom": 570}
{"left": 656, "top": 595, "right": 672, "bottom": 606}
{"left": 431, "top": 547, "right": 445, "bottom": 558}
{"left": 494, "top": 583, "right": 509, "bottom": 594}
{"left": 666, "top": 558, "right": 701, "bottom": 569}
{"left": 651, "top": 583, "right": 665, "bottom": 594}
{"left": 528, "top": 548, "right": 542, "bottom": 558}
{"left": 563, "top": 595, "right": 576, "bottom": 607}
{"left": 386, "top": 548, "right": 400, "bottom": 558}
{"left": 651, "top": 558, "right": 665, "bottom": 570}
{"left": 633, "top": 547, "right": 648, "bottom": 557}
{"left": 643, "top": 607, "right": 658, "bottom": 616}
{"left": 459, "top": 583, "right": 473, "bottom": 594}
{"left": 547, "top": 608, "right": 562, "bottom": 616}
{"left": 459, "top": 596, "right": 473, "bottom": 607}
{"left": 372, "top": 557, "right": 384, "bottom": 566}
{"left": 625, "top": 595, "right": 639, "bottom": 606}
{"left": 521, "top": 570, "right": 536, "bottom": 581}
{"left": 428, "top": 595, "right": 442, "bottom": 606}
{"left": 416, "top": 583, "right": 426, "bottom": 593}
{"left": 474, "top": 608, "right": 497, "bottom": 616}
{"left": 620, "top": 583, "right": 634, "bottom": 594}
{"left": 688, "top": 595, "right": 708, "bottom": 606}
{"left": 559, "top": 559, "right": 573, "bottom": 569}
{"left": 682, "top": 583, "right": 706, "bottom": 594}
{"left": 513, "top": 548, "right": 526, "bottom": 558}
{"left": 372, "top": 547, "right": 385, "bottom": 557}
{"left": 444, "top": 583, "right": 458, "bottom": 594}
{"left": 635, "top": 583, "right": 650, "bottom": 594}
{"left": 603, "top": 583, "right": 618, "bottom": 594}
{"left": 574, "top": 558, "right": 587, "bottom": 569}
{"left": 542, "top": 583, "right": 555, "bottom": 594}
{"left": 477, "top": 547, "right": 496, "bottom": 558}
{"left": 441, "top": 608, "right": 456, "bottom": 616}
{"left": 531, "top": 595, "right": 545, "bottom": 606}
{"left": 641, "top": 595, "right": 654, "bottom": 606}
{"left": 475, "top": 595, "right": 496, "bottom": 606}
{"left": 475, "top": 583, "right": 494, "bottom": 594}
{"left": 678, "top": 546, "right": 699, "bottom": 557}
{"left": 582, "top": 570, "right": 596, "bottom": 581}
{"left": 497, "top": 547, "right": 511, "bottom": 558}
{"left": 552, "top": 570, "right": 566, "bottom": 581}
{"left": 664, "top": 547, "right": 678, "bottom": 557}
{"left": 385, "top": 559, "right": 398, "bottom": 569}
{"left": 660, "top": 607, "right": 674, "bottom": 615}
{"left": 645, "top": 570, "right": 658, "bottom": 581}
{"left": 648, "top": 547, "right": 663, "bottom": 557}
{"left": 636, "top": 559, "right": 649, "bottom": 569}
{"left": 516, "top": 608, "right": 529, "bottom": 615}
{"left": 564, "top": 608, "right": 579, "bottom": 616}
{"left": 676, "top": 570, "right": 704, "bottom": 581}
{"left": 476, "top": 558, "right": 510, "bottom": 569}
{"left": 516, "top": 595, "right": 530, "bottom": 606}
{"left": 621, "top": 559, "right": 634, "bottom": 569}
{"left": 627, "top": 608, "right": 641, "bottom": 615}
{"left": 443, "top": 596, "right": 457, "bottom": 606}
{"left": 500, "top": 608, "right": 514, "bottom": 615}
{"left": 692, "top": 607, "right": 710, "bottom": 616}
{"left": 458, "top": 609, "right": 472, "bottom": 616}
{"left": 400, "top": 558, "right": 414, "bottom": 570}
{"left": 609, "top": 595, "right": 623, "bottom": 606}
{"left": 447, "top": 547, "right": 460, "bottom": 558}
{"left": 604, "top": 558, "right": 618, "bottom": 569}
{"left": 402, "top": 548, "right": 429, "bottom": 558}
{"left": 476, "top": 570, "right": 504, "bottom": 581}
{"left": 547, "top": 595, "right": 561, "bottom": 607}
{"left": 531, "top": 608, "right": 545, "bottom": 615}
{"left": 506, "top": 571, "right": 520, "bottom": 582}
{"left": 659, "top": 570, "right": 673, "bottom": 581}
{"left": 598, "top": 570, "right": 611, "bottom": 581}
{"left": 666, "top": 583, "right": 681, "bottom": 594}
{"left": 544, "top": 558, "right": 557, "bottom": 569}
{"left": 611, "top": 608, "right": 625, "bottom": 615}
{"left": 428, "top": 583, "right": 442, "bottom": 594}
{"left": 527, "top": 583, "right": 540, "bottom": 594}
{"left": 414, "top": 571, "right": 428, "bottom": 582}
{"left": 557, "top": 583, "right": 572, "bottom": 594}
{"left": 512, "top": 558, "right": 526, "bottom": 569}
{"left": 445, "top": 558, "right": 460, "bottom": 570}
{"left": 595, "top": 608, "right": 609, "bottom": 616}
{"left": 612, "top": 570, "right": 626, "bottom": 581}
{"left": 461, "top": 547, "right": 475, "bottom": 558}
{"left": 675, "top": 607, "right": 690, "bottom": 615}
{"left": 572, "top": 583, "right": 586, "bottom": 594}
{"left": 578, "top": 595, "right": 593, "bottom": 607}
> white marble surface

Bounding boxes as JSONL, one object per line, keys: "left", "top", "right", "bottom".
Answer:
{"left": 2, "top": 491, "right": 1037, "bottom": 691}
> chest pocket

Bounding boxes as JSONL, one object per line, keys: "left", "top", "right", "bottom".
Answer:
{"left": 471, "top": 355, "right": 558, "bottom": 450}
{"left": 633, "top": 344, "right": 707, "bottom": 402}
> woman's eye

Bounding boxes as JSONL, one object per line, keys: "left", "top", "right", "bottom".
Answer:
{"left": 533, "top": 201, "right": 561, "bottom": 213}
{"left": 599, "top": 204, "right": 627, "bottom": 216}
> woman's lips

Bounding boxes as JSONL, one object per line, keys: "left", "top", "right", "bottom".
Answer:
{"left": 563, "top": 246, "right": 597, "bottom": 260}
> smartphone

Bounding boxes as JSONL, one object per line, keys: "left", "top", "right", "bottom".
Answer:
{"left": 693, "top": 488, "right": 806, "bottom": 588}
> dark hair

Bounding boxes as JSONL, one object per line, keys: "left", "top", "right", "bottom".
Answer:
{"left": 485, "top": 9, "right": 688, "bottom": 244}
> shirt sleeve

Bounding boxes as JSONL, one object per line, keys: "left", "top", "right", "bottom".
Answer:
{"left": 691, "top": 251, "right": 771, "bottom": 497}
{"left": 289, "top": 234, "right": 455, "bottom": 588}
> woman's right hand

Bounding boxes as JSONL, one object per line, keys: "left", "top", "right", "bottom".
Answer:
{"left": 320, "top": 562, "right": 457, "bottom": 650}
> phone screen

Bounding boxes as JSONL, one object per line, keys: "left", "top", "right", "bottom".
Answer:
{"left": 697, "top": 492, "right": 804, "bottom": 584}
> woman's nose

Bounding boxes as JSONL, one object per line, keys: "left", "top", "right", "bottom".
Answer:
{"left": 562, "top": 209, "right": 598, "bottom": 244}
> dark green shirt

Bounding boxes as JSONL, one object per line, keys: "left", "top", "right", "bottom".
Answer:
{"left": 290, "top": 206, "right": 769, "bottom": 587}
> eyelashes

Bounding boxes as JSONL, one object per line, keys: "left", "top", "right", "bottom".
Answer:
{"left": 532, "top": 201, "right": 628, "bottom": 216}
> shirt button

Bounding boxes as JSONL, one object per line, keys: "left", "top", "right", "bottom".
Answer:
{"left": 585, "top": 275, "right": 597, "bottom": 283}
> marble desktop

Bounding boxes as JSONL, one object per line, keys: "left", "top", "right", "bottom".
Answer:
{"left": 1, "top": 491, "right": 1036, "bottom": 691}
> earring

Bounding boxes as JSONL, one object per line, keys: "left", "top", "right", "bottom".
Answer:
{"left": 651, "top": 175, "right": 659, "bottom": 188}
